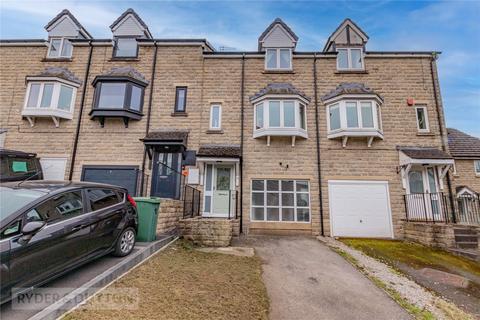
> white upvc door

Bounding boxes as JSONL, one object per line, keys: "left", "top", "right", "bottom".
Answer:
{"left": 407, "top": 166, "right": 442, "bottom": 220}
{"left": 203, "top": 164, "right": 235, "bottom": 218}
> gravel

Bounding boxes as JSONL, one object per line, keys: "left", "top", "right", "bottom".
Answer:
{"left": 318, "top": 237, "right": 474, "bottom": 320}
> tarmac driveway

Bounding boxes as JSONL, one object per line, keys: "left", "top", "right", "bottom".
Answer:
{"left": 242, "top": 236, "right": 411, "bottom": 320}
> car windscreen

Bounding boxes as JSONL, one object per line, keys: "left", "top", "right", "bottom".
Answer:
{"left": 0, "top": 156, "right": 38, "bottom": 179}
{"left": 0, "top": 186, "right": 46, "bottom": 220}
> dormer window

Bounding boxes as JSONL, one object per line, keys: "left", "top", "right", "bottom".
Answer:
{"left": 114, "top": 37, "right": 138, "bottom": 58}
{"left": 337, "top": 48, "right": 363, "bottom": 70}
{"left": 48, "top": 38, "right": 73, "bottom": 58}
{"left": 265, "top": 48, "right": 292, "bottom": 70}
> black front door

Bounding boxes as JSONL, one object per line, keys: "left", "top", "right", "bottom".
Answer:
{"left": 151, "top": 152, "right": 182, "bottom": 199}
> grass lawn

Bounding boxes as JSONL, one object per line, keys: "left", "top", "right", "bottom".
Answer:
{"left": 339, "top": 239, "right": 480, "bottom": 277}
{"left": 64, "top": 241, "right": 269, "bottom": 320}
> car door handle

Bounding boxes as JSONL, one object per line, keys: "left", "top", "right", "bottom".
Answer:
{"left": 71, "top": 224, "right": 86, "bottom": 232}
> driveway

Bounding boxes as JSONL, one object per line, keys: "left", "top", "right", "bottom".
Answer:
{"left": 239, "top": 236, "right": 411, "bottom": 320}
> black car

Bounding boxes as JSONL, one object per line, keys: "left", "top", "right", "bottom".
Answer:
{"left": 0, "top": 149, "right": 43, "bottom": 182}
{"left": 0, "top": 181, "right": 138, "bottom": 304}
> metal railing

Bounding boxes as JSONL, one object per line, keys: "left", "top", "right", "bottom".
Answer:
{"left": 183, "top": 185, "right": 201, "bottom": 218}
{"left": 457, "top": 194, "right": 480, "bottom": 225}
{"left": 404, "top": 192, "right": 454, "bottom": 223}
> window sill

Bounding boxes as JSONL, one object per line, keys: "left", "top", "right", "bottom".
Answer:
{"left": 42, "top": 57, "right": 73, "bottom": 62}
{"left": 416, "top": 132, "right": 435, "bottom": 136}
{"left": 334, "top": 70, "right": 368, "bottom": 74}
{"left": 206, "top": 129, "right": 224, "bottom": 134}
{"left": 109, "top": 57, "right": 140, "bottom": 62}
{"left": 171, "top": 112, "right": 188, "bottom": 117}
{"left": 263, "top": 70, "right": 295, "bottom": 74}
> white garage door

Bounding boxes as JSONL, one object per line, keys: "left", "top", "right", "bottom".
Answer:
{"left": 329, "top": 180, "right": 393, "bottom": 238}
{"left": 40, "top": 157, "right": 67, "bottom": 180}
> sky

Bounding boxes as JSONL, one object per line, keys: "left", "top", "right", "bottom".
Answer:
{"left": 1, "top": 0, "right": 479, "bottom": 137}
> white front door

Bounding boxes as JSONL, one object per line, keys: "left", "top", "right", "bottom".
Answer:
{"left": 40, "top": 157, "right": 67, "bottom": 180}
{"left": 203, "top": 164, "right": 234, "bottom": 217}
{"left": 407, "top": 166, "right": 442, "bottom": 220}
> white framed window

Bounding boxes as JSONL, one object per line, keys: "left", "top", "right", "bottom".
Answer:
{"left": 251, "top": 179, "right": 310, "bottom": 222}
{"left": 475, "top": 160, "right": 480, "bottom": 176}
{"left": 415, "top": 105, "right": 429, "bottom": 132}
{"left": 24, "top": 81, "right": 76, "bottom": 112}
{"left": 254, "top": 100, "right": 307, "bottom": 131}
{"left": 209, "top": 104, "right": 222, "bottom": 130}
{"left": 265, "top": 48, "right": 292, "bottom": 70}
{"left": 48, "top": 38, "right": 73, "bottom": 58}
{"left": 336, "top": 48, "right": 364, "bottom": 70}
{"left": 327, "top": 100, "right": 380, "bottom": 132}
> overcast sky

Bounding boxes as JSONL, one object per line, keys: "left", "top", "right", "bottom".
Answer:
{"left": 1, "top": 0, "right": 479, "bottom": 137}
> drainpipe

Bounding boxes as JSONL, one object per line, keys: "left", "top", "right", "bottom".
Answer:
{"left": 239, "top": 53, "right": 245, "bottom": 234}
{"left": 68, "top": 41, "right": 93, "bottom": 180}
{"left": 313, "top": 53, "right": 325, "bottom": 236}
{"left": 430, "top": 53, "right": 456, "bottom": 222}
{"left": 140, "top": 41, "right": 158, "bottom": 196}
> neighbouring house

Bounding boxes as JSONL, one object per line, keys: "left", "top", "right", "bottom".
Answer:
{"left": 1, "top": 9, "right": 477, "bottom": 239}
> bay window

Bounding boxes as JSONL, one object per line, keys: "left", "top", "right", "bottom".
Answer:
{"left": 254, "top": 99, "right": 307, "bottom": 145}
{"left": 22, "top": 80, "right": 77, "bottom": 127}
{"left": 337, "top": 48, "right": 364, "bottom": 70}
{"left": 251, "top": 179, "right": 310, "bottom": 222}
{"left": 326, "top": 99, "right": 383, "bottom": 147}
{"left": 90, "top": 78, "right": 146, "bottom": 127}
{"left": 265, "top": 48, "right": 292, "bottom": 70}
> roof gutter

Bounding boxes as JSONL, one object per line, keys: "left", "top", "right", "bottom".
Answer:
{"left": 68, "top": 41, "right": 93, "bottom": 180}
{"left": 140, "top": 41, "right": 158, "bottom": 196}
{"left": 430, "top": 53, "right": 456, "bottom": 222}
{"left": 313, "top": 53, "right": 325, "bottom": 236}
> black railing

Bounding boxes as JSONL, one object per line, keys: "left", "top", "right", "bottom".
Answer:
{"left": 183, "top": 185, "right": 201, "bottom": 218}
{"left": 457, "top": 194, "right": 480, "bottom": 225}
{"left": 404, "top": 192, "right": 454, "bottom": 223}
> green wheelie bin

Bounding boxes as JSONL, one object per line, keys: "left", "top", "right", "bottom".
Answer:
{"left": 133, "top": 197, "right": 161, "bottom": 242}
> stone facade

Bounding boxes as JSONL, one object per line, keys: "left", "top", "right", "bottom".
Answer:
{"left": 156, "top": 199, "right": 184, "bottom": 235}
{"left": 178, "top": 217, "right": 234, "bottom": 247}
{"left": 0, "top": 12, "right": 459, "bottom": 239}
{"left": 453, "top": 159, "right": 480, "bottom": 193}
{"left": 403, "top": 222, "right": 456, "bottom": 249}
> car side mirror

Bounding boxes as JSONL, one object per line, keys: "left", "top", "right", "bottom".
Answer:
{"left": 21, "top": 221, "right": 45, "bottom": 236}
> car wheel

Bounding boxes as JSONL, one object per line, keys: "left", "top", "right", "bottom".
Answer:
{"left": 113, "top": 227, "right": 136, "bottom": 257}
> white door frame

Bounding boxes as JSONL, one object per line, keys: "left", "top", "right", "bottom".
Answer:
{"left": 202, "top": 163, "right": 235, "bottom": 218}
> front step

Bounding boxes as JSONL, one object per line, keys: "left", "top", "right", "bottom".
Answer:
{"left": 449, "top": 248, "right": 479, "bottom": 261}
{"left": 455, "top": 234, "right": 479, "bottom": 243}
{"left": 456, "top": 242, "right": 479, "bottom": 249}
{"left": 453, "top": 228, "right": 478, "bottom": 236}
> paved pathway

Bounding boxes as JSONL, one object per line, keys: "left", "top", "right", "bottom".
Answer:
{"left": 240, "top": 236, "right": 411, "bottom": 320}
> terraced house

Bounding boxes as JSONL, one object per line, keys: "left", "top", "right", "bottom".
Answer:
{"left": 1, "top": 9, "right": 478, "bottom": 239}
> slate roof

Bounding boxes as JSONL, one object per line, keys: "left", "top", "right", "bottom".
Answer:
{"left": 398, "top": 147, "right": 453, "bottom": 160}
{"left": 197, "top": 144, "right": 241, "bottom": 158}
{"left": 141, "top": 130, "right": 189, "bottom": 145}
{"left": 44, "top": 9, "right": 92, "bottom": 39}
{"left": 29, "top": 67, "right": 82, "bottom": 85}
{"left": 96, "top": 67, "right": 148, "bottom": 85}
{"left": 258, "top": 18, "right": 298, "bottom": 51}
{"left": 110, "top": 8, "right": 152, "bottom": 39}
{"left": 250, "top": 83, "right": 310, "bottom": 102}
{"left": 447, "top": 128, "right": 480, "bottom": 158}
{"left": 321, "top": 82, "right": 382, "bottom": 102}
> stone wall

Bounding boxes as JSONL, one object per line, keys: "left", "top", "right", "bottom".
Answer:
{"left": 178, "top": 217, "right": 234, "bottom": 247}
{"left": 156, "top": 199, "right": 184, "bottom": 235}
{"left": 403, "top": 222, "right": 455, "bottom": 248}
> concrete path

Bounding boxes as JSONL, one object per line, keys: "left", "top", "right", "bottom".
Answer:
{"left": 241, "top": 236, "right": 411, "bottom": 320}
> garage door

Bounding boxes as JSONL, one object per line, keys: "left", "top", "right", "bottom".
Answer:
{"left": 328, "top": 180, "right": 393, "bottom": 238}
{"left": 40, "top": 157, "right": 67, "bottom": 180}
{"left": 81, "top": 166, "right": 138, "bottom": 195}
